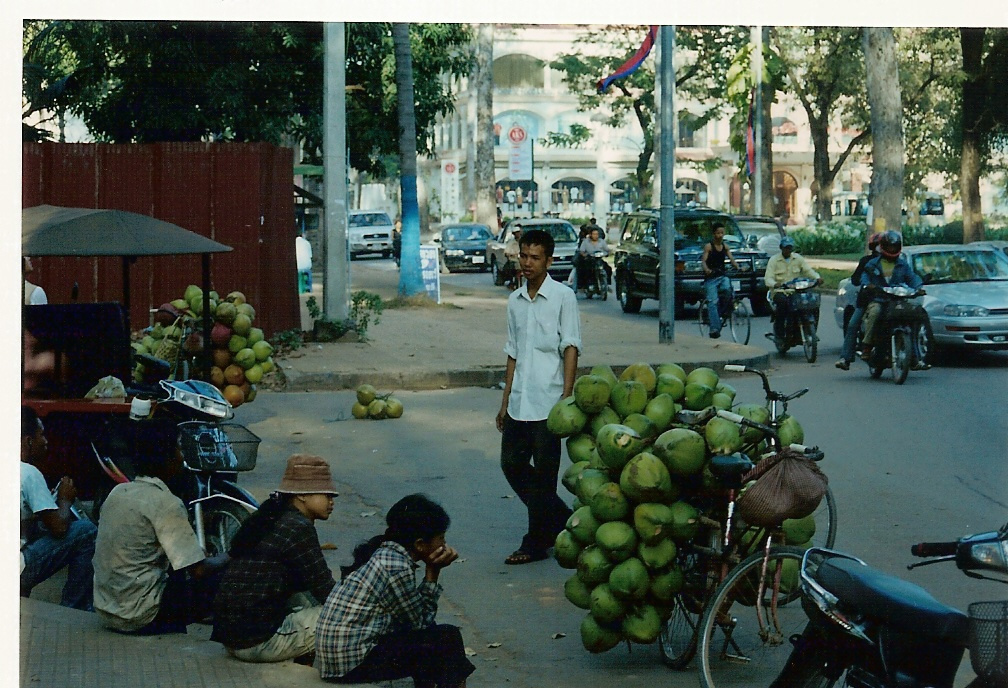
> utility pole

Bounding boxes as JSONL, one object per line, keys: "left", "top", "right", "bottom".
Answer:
{"left": 658, "top": 25, "right": 677, "bottom": 343}
{"left": 323, "top": 23, "right": 349, "bottom": 321}
{"left": 752, "top": 25, "right": 763, "bottom": 216}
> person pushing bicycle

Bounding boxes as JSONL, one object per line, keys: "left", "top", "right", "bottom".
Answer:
{"left": 701, "top": 223, "right": 745, "bottom": 339}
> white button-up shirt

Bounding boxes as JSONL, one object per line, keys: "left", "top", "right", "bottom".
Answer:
{"left": 504, "top": 275, "right": 581, "bottom": 421}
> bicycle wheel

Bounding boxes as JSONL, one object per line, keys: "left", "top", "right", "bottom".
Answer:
{"left": 802, "top": 322, "right": 817, "bottom": 363}
{"left": 729, "top": 300, "right": 751, "bottom": 345}
{"left": 659, "top": 590, "right": 704, "bottom": 668}
{"left": 698, "top": 299, "right": 711, "bottom": 338}
{"left": 698, "top": 546, "right": 809, "bottom": 688}
{"left": 808, "top": 486, "right": 837, "bottom": 550}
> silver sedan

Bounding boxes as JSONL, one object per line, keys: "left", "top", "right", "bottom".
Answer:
{"left": 835, "top": 244, "right": 1008, "bottom": 352}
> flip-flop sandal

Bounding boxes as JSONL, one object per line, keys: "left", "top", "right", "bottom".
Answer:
{"left": 505, "top": 549, "right": 548, "bottom": 565}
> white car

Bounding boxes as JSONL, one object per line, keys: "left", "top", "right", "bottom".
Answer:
{"left": 348, "top": 210, "right": 394, "bottom": 259}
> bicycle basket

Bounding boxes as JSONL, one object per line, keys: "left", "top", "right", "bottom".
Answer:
{"left": 736, "top": 448, "right": 828, "bottom": 527}
{"left": 969, "top": 600, "right": 1008, "bottom": 684}
{"left": 178, "top": 421, "right": 260, "bottom": 472}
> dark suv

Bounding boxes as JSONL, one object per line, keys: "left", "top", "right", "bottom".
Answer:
{"left": 613, "top": 207, "right": 771, "bottom": 316}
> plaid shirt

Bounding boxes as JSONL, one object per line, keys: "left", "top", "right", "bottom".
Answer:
{"left": 211, "top": 507, "right": 335, "bottom": 649}
{"left": 316, "top": 541, "right": 441, "bottom": 679}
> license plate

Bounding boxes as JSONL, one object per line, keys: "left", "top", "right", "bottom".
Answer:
{"left": 472, "top": 255, "right": 485, "bottom": 264}
{"left": 732, "top": 279, "right": 741, "bottom": 292}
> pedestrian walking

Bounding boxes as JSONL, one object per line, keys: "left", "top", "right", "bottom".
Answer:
{"left": 495, "top": 228, "right": 581, "bottom": 565}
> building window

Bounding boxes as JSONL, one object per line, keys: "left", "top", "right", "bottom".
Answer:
{"left": 493, "top": 54, "right": 545, "bottom": 90}
{"left": 772, "top": 117, "right": 798, "bottom": 145}
{"left": 678, "top": 114, "right": 707, "bottom": 149}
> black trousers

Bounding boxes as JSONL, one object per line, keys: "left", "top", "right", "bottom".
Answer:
{"left": 772, "top": 292, "right": 792, "bottom": 339}
{"left": 129, "top": 567, "right": 223, "bottom": 635}
{"left": 500, "top": 416, "right": 572, "bottom": 553}
{"left": 332, "top": 624, "right": 475, "bottom": 688}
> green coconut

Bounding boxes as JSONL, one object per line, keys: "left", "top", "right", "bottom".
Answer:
{"left": 586, "top": 447, "right": 607, "bottom": 471}
{"left": 610, "top": 380, "right": 649, "bottom": 418}
{"left": 562, "top": 461, "right": 590, "bottom": 496}
{"left": 685, "top": 366, "right": 720, "bottom": 389}
{"left": 735, "top": 403, "right": 771, "bottom": 443}
{"left": 778, "top": 414, "right": 805, "bottom": 446}
{"left": 633, "top": 502, "right": 676, "bottom": 544}
{"left": 619, "top": 362, "right": 658, "bottom": 394}
{"left": 653, "top": 428, "right": 707, "bottom": 476}
{"left": 589, "top": 365, "right": 620, "bottom": 391}
{"left": 595, "top": 521, "right": 639, "bottom": 563}
{"left": 655, "top": 362, "right": 687, "bottom": 383}
{"left": 712, "top": 392, "right": 734, "bottom": 410}
{"left": 668, "top": 500, "right": 701, "bottom": 542}
{"left": 580, "top": 613, "right": 623, "bottom": 653}
{"left": 715, "top": 381, "right": 737, "bottom": 402}
{"left": 566, "top": 434, "right": 596, "bottom": 465}
{"left": 608, "top": 557, "right": 650, "bottom": 600}
{"left": 589, "top": 482, "right": 631, "bottom": 523}
{"left": 554, "top": 529, "right": 584, "bottom": 569}
{"left": 619, "top": 452, "right": 676, "bottom": 504}
{"left": 573, "top": 374, "right": 612, "bottom": 414}
{"left": 577, "top": 545, "right": 614, "bottom": 586}
{"left": 782, "top": 514, "right": 817, "bottom": 545}
{"left": 649, "top": 566, "right": 686, "bottom": 602}
{"left": 575, "top": 469, "right": 610, "bottom": 505}
{"left": 589, "top": 583, "right": 627, "bottom": 624}
{"left": 595, "top": 424, "right": 646, "bottom": 472}
{"left": 655, "top": 373, "right": 686, "bottom": 402}
{"left": 588, "top": 407, "right": 622, "bottom": 437}
{"left": 638, "top": 537, "right": 677, "bottom": 570}
{"left": 643, "top": 393, "right": 678, "bottom": 432}
{"left": 567, "top": 506, "right": 602, "bottom": 545}
{"left": 704, "top": 416, "right": 744, "bottom": 455}
{"left": 622, "top": 603, "right": 662, "bottom": 643}
{"left": 564, "top": 574, "right": 593, "bottom": 609}
{"left": 622, "top": 413, "right": 658, "bottom": 441}
{"left": 682, "top": 382, "right": 716, "bottom": 411}
{"left": 546, "top": 397, "right": 588, "bottom": 437}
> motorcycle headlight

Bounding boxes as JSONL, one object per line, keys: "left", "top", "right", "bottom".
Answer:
{"left": 943, "top": 304, "right": 990, "bottom": 317}
{"left": 445, "top": 249, "right": 464, "bottom": 257}
{"left": 754, "top": 258, "right": 769, "bottom": 271}
{"left": 969, "top": 539, "right": 1008, "bottom": 572}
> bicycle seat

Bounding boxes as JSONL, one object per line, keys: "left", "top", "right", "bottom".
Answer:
{"left": 816, "top": 556, "right": 969, "bottom": 643}
{"left": 709, "top": 453, "right": 755, "bottom": 487}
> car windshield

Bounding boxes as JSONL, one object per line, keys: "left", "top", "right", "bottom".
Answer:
{"left": 520, "top": 222, "right": 578, "bottom": 243}
{"left": 912, "top": 249, "right": 1008, "bottom": 284}
{"left": 674, "top": 217, "right": 744, "bottom": 249}
{"left": 443, "top": 226, "right": 492, "bottom": 242}
{"left": 349, "top": 212, "right": 392, "bottom": 227}
{"left": 736, "top": 221, "right": 780, "bottom": 239}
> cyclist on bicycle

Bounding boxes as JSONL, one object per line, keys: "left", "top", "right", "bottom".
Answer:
{"left": 763, "top": 236, "right": 821, "bottom": 345}
{"left": 701, "top": 223, "right": 744, "bottom": 339}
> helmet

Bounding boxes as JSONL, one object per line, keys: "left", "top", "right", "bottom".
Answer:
{"left": 779, "top": 236, "right": 795, "bottom": 250}
{"left": 879, "top": 231, "right": 902, "bottom": 259}
{"left": 867, "top": 232, "right": 884, "bottom": 252}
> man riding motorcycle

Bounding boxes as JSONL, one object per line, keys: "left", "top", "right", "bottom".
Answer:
{"left": 842, "top": 230, "right": 929, "bottom": 371}
{"left": 763, "top": 236, "right": 822, "bottom": 345}
{"left": 574, "top": 227, "right": 611, "bottom": 294}
{"left": 836, "top": 232, "right": 883, "bottom": 370}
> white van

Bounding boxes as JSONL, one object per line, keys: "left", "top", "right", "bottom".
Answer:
{"left": 348, "top": 210, "right": 394, "bottom": 259}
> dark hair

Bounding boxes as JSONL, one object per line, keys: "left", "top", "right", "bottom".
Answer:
{"left": 132, "top": 417, "right": 180, "bottom": 476}
{"left": 518, "top": 228, "right": 555, "bottom": 257}
{"left": 228, "top": 492, "right": 296, "bottom": 557}
{"left": 341, "top": 493, "right": 451, "bottom": 577}
{"left": 712, "top": 222, "right": 726, "bottom": 233}
{"left": 22, "top": 406, "right": 41, "bottom": 439}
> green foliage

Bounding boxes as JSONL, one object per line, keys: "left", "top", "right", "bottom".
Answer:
{"left": 539, "top": 124, "right": 591, "bottom": 149}
{"left": 270, "top": 328, "right": 304, "bottom": 353}
{"left": 350, "top": 291, "right": 384, "bottom": 341}
{"left": 790, "top": 223, "right": 866, "bottom": 255}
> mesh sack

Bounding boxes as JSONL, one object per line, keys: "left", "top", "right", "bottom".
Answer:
{"left": 736, "top": 447, "right": 828, "bottom": 527}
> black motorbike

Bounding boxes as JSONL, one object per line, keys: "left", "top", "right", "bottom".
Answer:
{"left": 860, "top": 285, "right": 931, "bottom": 385}
{"left": 771, "top": 524, "right": 1008, "bottom": 688}
{"left": 581, "top": 251, "right": 610, "bottom": 300}
{"left": 766, "top": 277, "right": 821, "bottom": 363}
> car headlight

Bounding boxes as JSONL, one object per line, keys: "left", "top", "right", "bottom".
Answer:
{"left": 754, "top": 258, "right": 769, "bottom": 271}
{"left": 684, "top": 260, "right": 703, "bottom": 272}
{"left": 943, "top": 304, "right": 990, "bottom": 317}
{"left": 445, "top": 249, "right": 464, "bottom": 257}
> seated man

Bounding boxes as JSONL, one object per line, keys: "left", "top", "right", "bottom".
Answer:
{"left": 763, "top": 236, "right": 822, "bottom": 343}
{"left": 20, "top": 406, "right": 97, "bottom": 611}
{"left": 93, "top": 417, "right": 228, "bottom": 634}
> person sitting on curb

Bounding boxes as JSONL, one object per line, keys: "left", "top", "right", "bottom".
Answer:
{"left": 316, "top": 494, "right": 475, "bottom": 687}
{"left": 20, "top": 406, "right": 97, "bottom": 611}
{"left": 763, "top": 236, "right": 822, "bottom": 344}
{"left": 211, "top": 454, "right": 339, "bottom": 664}
{"left": 93, "top": 417, "right": 228, "bottom": 634}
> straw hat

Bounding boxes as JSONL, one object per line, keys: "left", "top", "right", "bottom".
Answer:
{"left": 278, "top": 454, "right": 339, "bottom": 495}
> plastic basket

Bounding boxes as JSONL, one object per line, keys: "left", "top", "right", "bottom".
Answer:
{"left": 178, "top": 421, "right": 260, "bottom": 472}
{"left": 969, "top": 600, "right": 1008, "bottom": 684}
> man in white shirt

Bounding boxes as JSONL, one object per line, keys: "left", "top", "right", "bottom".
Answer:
{"left": 24, "top": 256, "right": 48, "bottom": 305}
{"left": 496, "top": 229, "right": 581, "bottom": 565}
{"left": 20, "top": 406, "right": 96, "bottom": 610}
{"left": 295, "top": 233, "right": 313, "bottom": 293}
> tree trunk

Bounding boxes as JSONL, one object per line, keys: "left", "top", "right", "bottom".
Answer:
{"left": 759, "top": 27, "right": 775, "bottom": 216}
{"left": 473, "top": 23, "right": 497, "bottom": 228}
{"left": 811, "top": 123, "right": 834, "bottom": 221}
{"left": 393, "top": 23, "right": 425, "bottom": 296}
{"left": 862, "top": 27, "right": 905, "bottom": 238}
{"left": 960, "top": 27, "right": 986, "bottom": 243}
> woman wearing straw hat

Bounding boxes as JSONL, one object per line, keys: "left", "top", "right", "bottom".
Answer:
{"left": 211, "top": 454, "right": 339, "bottom": 664}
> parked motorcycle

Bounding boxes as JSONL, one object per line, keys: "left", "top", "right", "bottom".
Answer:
{"left": 771, "top": 524, "right": 1008, "bottom": 688}
{"left": 582, "top": 251, "right": 610, "bottom": 300}
{"left": 860, "top": 285, "right": 929, "bottom": 384}
{"left": 766, "top": 277, "right": 821, "bottom": 362}
{"left": 89, "top": 379, "right": 260, "bottom": 556}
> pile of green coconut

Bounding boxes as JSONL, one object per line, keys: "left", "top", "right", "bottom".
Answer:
{"left": 546, "top": 362, "right": 813, "bottom": 654}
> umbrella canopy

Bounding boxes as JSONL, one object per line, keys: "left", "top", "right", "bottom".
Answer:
{"left": 22, "top": 204, "right": 232, "bottom": 257}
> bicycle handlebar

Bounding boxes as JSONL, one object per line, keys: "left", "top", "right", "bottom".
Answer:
{"left": 911, "top": 541, "right": 959, "bottom": 557}
{"left": 721, "top": 365, "right": 807, "bottom": 404}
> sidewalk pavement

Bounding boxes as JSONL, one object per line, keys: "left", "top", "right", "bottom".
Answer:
{"left": 282, "top": 261, "right": 778, "bottom": 392}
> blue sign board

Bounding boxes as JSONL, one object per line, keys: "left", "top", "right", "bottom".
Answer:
{"left": 419, "top": 245, "right": 441, "bottom": 303}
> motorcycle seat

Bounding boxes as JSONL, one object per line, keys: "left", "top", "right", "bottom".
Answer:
{"left": 709, "top": 453, "right": 755, "bottom": 487}
{"left": 816, "top": 556, "right": 969, "bottom": 643}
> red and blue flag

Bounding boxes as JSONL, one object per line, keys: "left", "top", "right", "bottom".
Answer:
{"left": 597, "top": 25, "right": 659, "bottom": 94}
